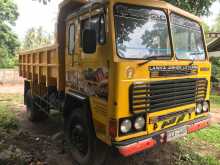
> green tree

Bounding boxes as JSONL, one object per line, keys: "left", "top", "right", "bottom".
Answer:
{"left": 211, "top": 13, "right": 220, "bottom": 32}
{"left": 0, "top": 0, "right": 20, "bottom": 68}
{"left": 210, "top": 57, "right": 220, "bottom": 82}
{"left": 22, "top": 26, "right": 53, "bottom": 50}
{"left": 202, "top": 22, "right": 210, "bottom": 33}
{"left": 34, "top": 0, "right": 216, "bottom": 16}
{"left": 166, "top": 0, "right": 216, "bottom": 16}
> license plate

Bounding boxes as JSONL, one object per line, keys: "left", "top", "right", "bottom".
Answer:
{"left": 166, "top": 126, "right": 187, "bottom": 142}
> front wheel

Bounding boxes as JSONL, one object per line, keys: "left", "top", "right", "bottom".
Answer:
{"left": 65, "top": 108, "right": 108, "bottom": 165}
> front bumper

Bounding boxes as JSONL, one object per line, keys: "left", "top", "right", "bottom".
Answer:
{"left": 114, "top": 116, "right": 210, "bottom": 157}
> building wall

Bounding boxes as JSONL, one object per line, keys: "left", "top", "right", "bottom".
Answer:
{"left": 208, "top": 51, "right": 220, "bottom": 58}
{"left": 0, "top": 69, "right": 23, "bottom": 84}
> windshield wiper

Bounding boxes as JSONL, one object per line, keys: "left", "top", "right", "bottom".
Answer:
{"left": 189, "top": 55, "right": 196, "bottom": 66}
{"left": 138, "top": 55, "right": 170, "bottom": 66}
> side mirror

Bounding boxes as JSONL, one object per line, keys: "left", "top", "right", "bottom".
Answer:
{"left": 82, "top": 29, "right": 97, "bottom": 54}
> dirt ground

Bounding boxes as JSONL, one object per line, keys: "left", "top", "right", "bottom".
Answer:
{"left": 0, "top": 84, "right": 220, "bottom": 165}
{"left": 210, "top": 109, "right": 220, "bottom": 124}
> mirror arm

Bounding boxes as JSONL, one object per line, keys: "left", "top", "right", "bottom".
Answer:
{"left": 98, "top": 15, "right": 106, "bottom": 45}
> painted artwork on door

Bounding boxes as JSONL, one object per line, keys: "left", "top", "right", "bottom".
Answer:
{"left": 66, "top": 67, "right": 108, "bottom": 100}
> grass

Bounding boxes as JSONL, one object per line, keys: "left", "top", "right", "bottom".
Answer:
{"left": 178, "top": 124, "right": 220, "bottom": 165}
{"left": 0, "top": 93, "right": 219, "bottom": 164}
{"left": 196, "top": 156, "right": 220, "bottom": 165}
{"left": 176, "top": 144, "right": 220, "bottom": 165}
{"left": 176, "top": 97, "right": 220, "bottom": 165}
{"left": 189, "top": 155, "right": 220, "bottom": 165}
{"left": 210, "top": 95, "right": 220, "bottom": 109}
{"left": 0, "top": 93, "right": 23, "bottom": 105}
{"left": 187, "top": 125, "right": 220, "bottom": 149}
{"left": 0, "top": 104, "right": 18, "bottom": 130}
{"left": 0, "top": 94, "right": 22, "bottom": 130}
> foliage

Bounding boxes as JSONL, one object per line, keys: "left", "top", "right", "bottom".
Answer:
{"left": 0, "top": 104, "right": 18, "bottom": 130}
{"left": 180, "top": 152, "right": 220, "bottom": 165}
{"left": 0, "top": 0, "right": 18, "bottom": 26}
{"left": 166, "top": 0, "right": 216, "bottom": 16}
{"left": 22, "top": 27, "right": 53, "bottom": 50}
{"left": 0, "top": 0, "right": 20, "bottom": 68}
{"left": 210, "top": 95, "right": 220, "bottom": 106}
{"left": 186, "top": 125, "right": 220, "bottom": 150}
{"left": 210, "top": 57, "right": 220, "bottom": 82}
{"left": 0, "top": 94, "right": 23, "bottom": 130}
{"left": 176, "top": 142, "right": 220, "bottom": 165}
{"left": 34, "top": 0, "right": 215, "bottom": 16}
{"left": 211, "top": 13, "right": 220, "bottom": 32}
{"left": 0, "top": 47, "right": 17, "bottom": 68}
{"left": 178, "top": 123, "right": 220, "bottom": 165}
{"left": 202, "top": 22, "right": 210, "bottom": 33}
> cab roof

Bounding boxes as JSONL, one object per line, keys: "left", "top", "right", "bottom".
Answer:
{"left": 111, "top": 0, "right": 202, "bottom": 23}
{"left": 59, "top": 0, "right": 202, "bottom": 23}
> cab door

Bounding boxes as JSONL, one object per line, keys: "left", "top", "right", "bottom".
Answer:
{"left": 79, "top": 13, "right": 108, "bottom": 98}
{"left": 79, "top": 12, "right": 111, "bottom": 141}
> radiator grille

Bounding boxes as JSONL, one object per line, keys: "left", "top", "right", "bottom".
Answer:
{"left": 129, "top": 78, "right": 207, "bottom": 113}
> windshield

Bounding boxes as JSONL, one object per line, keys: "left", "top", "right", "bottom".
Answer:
{"left": 114, "top": 4, "right": 171, "bottom": 59}
{"left": 171, "top": 13, "right": 206, "bottom": 60}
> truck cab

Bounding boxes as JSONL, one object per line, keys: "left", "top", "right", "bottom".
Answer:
{"left": 19, "top": 0, "right": 211, "bottom": 164}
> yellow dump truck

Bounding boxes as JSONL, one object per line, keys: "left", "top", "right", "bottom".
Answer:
{"left": 19, "top": 0, "right": 211, "bottom": 164}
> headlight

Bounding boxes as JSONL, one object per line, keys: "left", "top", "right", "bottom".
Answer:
{"left": 120, "top": 119, "right": 132, "bottom": 134}
{"left": 202, "top": 101, "right": 209, "bottom": 112}
{"left": 196, "top": 103, "right": 203, "bottom": 114}
{"left": 134, "top": 116, "right": 145, "bottom": 130}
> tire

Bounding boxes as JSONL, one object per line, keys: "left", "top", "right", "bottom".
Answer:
{"left": 65, "top": 107, "right": 108, "bottom": 165}
{"left": 26, "top": 90, "right": 48, "bottom": 122}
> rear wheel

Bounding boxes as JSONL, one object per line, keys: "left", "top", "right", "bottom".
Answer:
{"left": 26, "top": 90, "right": 48, "bottom": 122}
{"left": 65, "top": 107, "right": 108, "bottom": 165}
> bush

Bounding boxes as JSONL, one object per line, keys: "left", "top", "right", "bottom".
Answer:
{"left": 210, "top": 57, "right": 220, "bottom": 82}
{"left": 0, "top": 47, "right": 18, "bottom": 69}
{"left": 0, "top": 105, "right": 18, "bottom": 130}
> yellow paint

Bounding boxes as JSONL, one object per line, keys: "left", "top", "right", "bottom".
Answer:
{"left": 19, "top": 0, "right": 211, "bottom": 146}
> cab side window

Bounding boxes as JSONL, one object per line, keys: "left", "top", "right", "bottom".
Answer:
{"left": 68, "top": 24, "right": 75, "bottom": 55}
{"left": 81, "top": 14, "right": 106, "bottom": 47}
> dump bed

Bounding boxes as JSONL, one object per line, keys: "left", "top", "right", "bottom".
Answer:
{"left": 19, "top": 45, "right": 60, "bottom": 90}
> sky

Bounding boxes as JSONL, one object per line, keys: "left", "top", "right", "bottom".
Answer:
{"left": 14, "top": 0, "right": 62, "bottom": 40}
{"left": 202, "top": 1, "right": 220, "bottom": 27}
{"left": 14, "top": 0, "right": 220, "bottom": 41}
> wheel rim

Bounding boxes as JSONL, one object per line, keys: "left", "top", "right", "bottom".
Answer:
{"left": 70, "top": 119, "right": 89, "bottom": 157}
